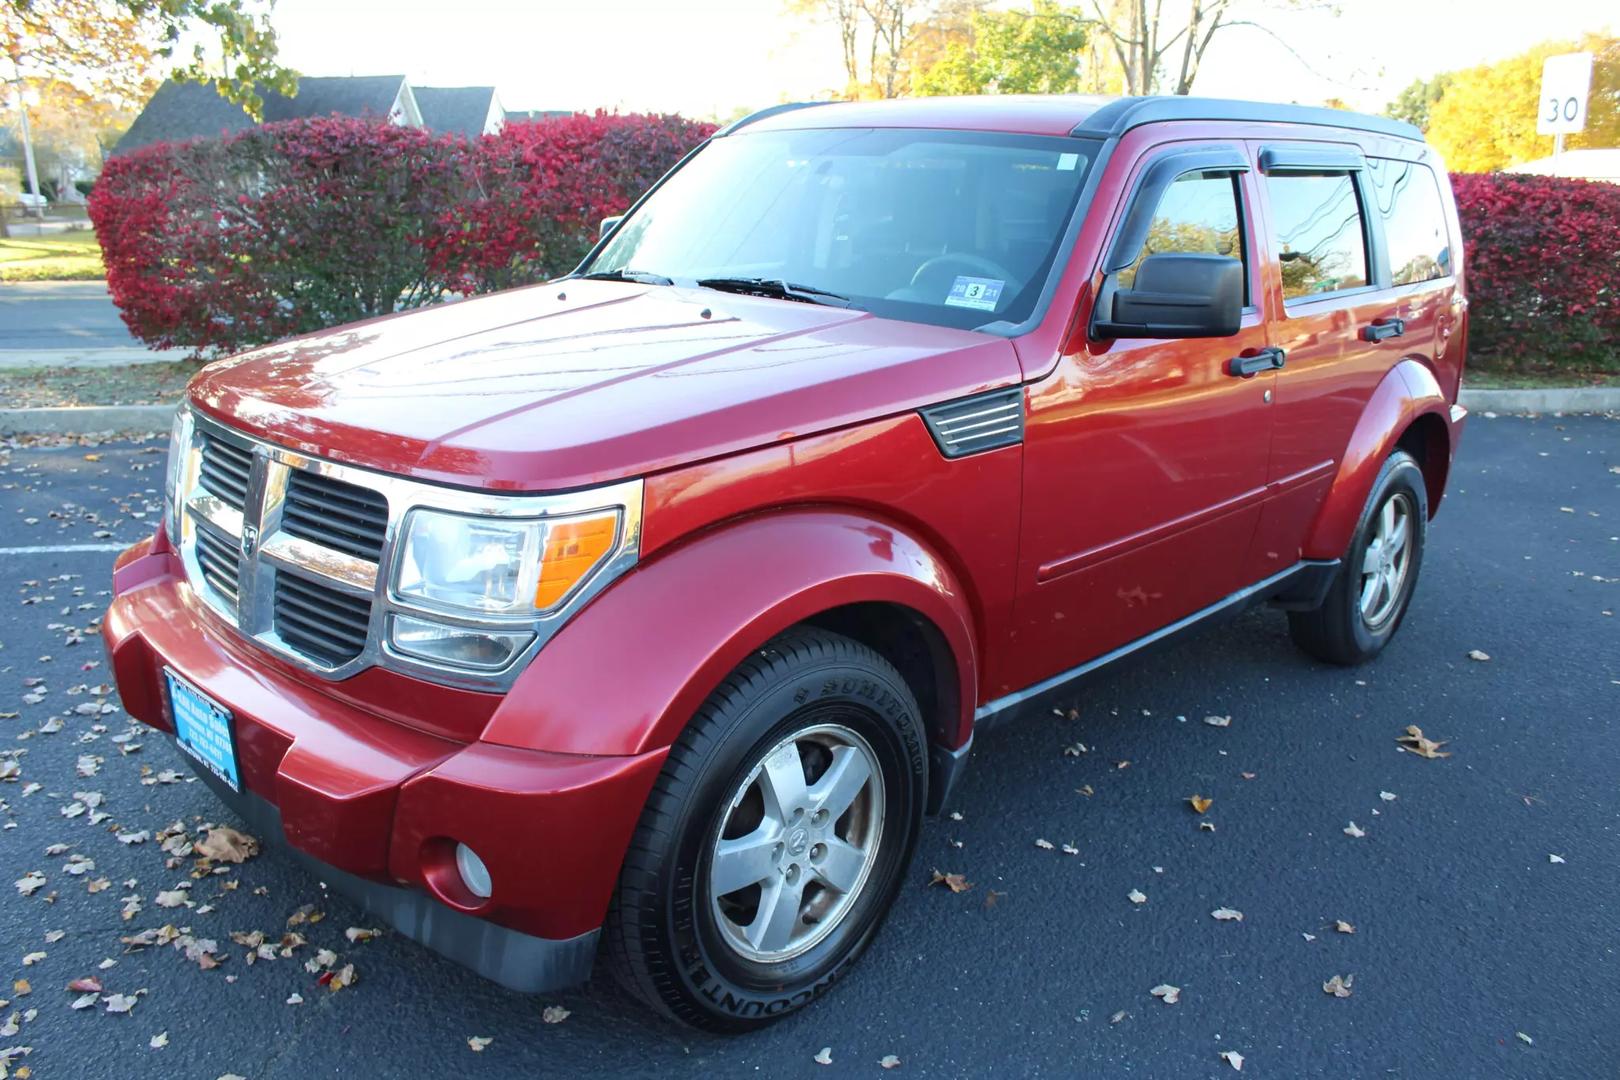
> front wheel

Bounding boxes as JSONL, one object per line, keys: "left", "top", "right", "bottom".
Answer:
{"left": 1289, "top": 448, "right": 1428, "bottom": 665}
{"left": 605, "top": 628, "right": 927, "bottom": 1031}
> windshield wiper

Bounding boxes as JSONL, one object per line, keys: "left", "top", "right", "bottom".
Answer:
{"left": 580, "top": 268, "right": 674, "bottom": 285}
{"left": 696, "top": 277, "right": 858, "bottom": 308}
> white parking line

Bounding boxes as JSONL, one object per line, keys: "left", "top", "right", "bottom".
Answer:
{"left": 0, "top": 543, "right": 132, "bottom": 554}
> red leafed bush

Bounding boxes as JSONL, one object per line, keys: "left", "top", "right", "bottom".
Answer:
{"left": 90, "top": 112, "right": 712, "bottom": 355}
{"left": 427, "top": 112, "right": 716, "bottom": 294}
{"left": 1450, "top": 172, "right": 1620, "bottom": 374}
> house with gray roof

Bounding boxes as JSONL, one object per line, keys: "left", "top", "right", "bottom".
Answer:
{"left": 414, "top": 86, "right": 505, "bottom": 138}
{"left": 112, "top": 75, "right": 473, "bottom": 154}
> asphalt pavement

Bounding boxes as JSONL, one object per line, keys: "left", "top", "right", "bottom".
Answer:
{"left": 0, "top": 414, "right": 1615, "bottom": 1078}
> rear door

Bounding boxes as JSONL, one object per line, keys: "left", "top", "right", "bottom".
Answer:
{"left": 1243, "top": 141, "right": 1394, "bottom": 581}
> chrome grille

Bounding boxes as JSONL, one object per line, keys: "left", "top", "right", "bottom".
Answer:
{"left": 170, "top": 410, "right": 644, "bottom": 690}
{"left": 273, "top": 570, "right": 371, "bottom": 666}
{"left": 193, "top": 524, "right": 241, "bottom": 606}
{"left": 199, "top": 432, "right": 253, "bottom": 510}
{"left": 282, "top": 469, "right": 388, "bottom": 561}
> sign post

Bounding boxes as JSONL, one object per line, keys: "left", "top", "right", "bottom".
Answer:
{"left": 1538, "top": 52, "right": 1593, "bottom": 167}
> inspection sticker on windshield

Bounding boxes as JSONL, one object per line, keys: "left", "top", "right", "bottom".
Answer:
{"left": 944, "top": 276, "right": 1004, "bottom": 312}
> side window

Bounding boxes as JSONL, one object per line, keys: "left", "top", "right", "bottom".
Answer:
{"left": 1117, "top": 171, "right": 1247, "bottom": 301}
{"left": 1263, "top": 172, "right": 1369, "bottom": 300}
{"left": 1369, "top": 159, "right": 1451, "bottom": 285}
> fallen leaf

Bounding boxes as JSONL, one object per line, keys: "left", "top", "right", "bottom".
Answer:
{"left": 880, "top": 1055, "right": 901, "bottom": 1069}
{"left": 344, "top": 927, "right": 382, "bottom": 944}
{"left": 1076, "top": 784, "right": 1094, "bottom": 797}
{"left": 12, "top": 980, "right": 30, "bottom": 996}
{"left": 1203, "top": 715, "right": 1231, "bottom": 728}
{"left": 1060, "top": 843, "right": 1079, "bottom": 855}
{"left": 195, "top": 827, "right": 258, "bottom": 864}
{"left": 66, "top": 977, "right": 102, "bottom": 993}
{"left": 1211, "top": 908, "right": 1244, "bottom": 922}
{"left": 285, "top": 993, "right": 303, "bottom": 1005}
{"left": 14, "top": 872, "right": 46, "bottom": 897}
{"left": 541, "top": 1005, "right": 569, "bottom": 1024}
{"left": 467, "top": 1037, "right": 493, "bottom": 1052}
{"left": 1467, "top": 649, "right": 1491, "bottom": 662}
{"left": 927, "top": 870, "right": 972, "bottom": 893}
{"left": 1379, "top": 791, "right": 1397, "bottom": 802}
{"left": 149, "top": 1032, "right": 168, "bottom": 1050}
{"left": 1397, "top": 725, "right": 1451, "bottom": 759}
{"left": 1344, "top": 822, "right": 1366, "bottom": 838}
{"left": 1149, "top": 984, "right": 1181, "bottom": 1005}
{"left": 104, "top": 992, "right": 141, "bottom": 1014}
{"left": 1198, "top": 821, "right": 1216, "bottom": 832}
{"left": 1322, "top": 974, "right": 1354, "bottom": 998}
{"left": 20, "top": 954, "right": 44, "bottom": 967}
{"left": 321, "top": 964, "right": 355, "bottom": 992}
{"left": 71, "top": 992, "right": 99, "bottom": 1010}
{"left": 1034, "top": 838, "right": 1054, "bottom": 850}
{"left": 1220, "top": 1049, "right": 1245, "bottom": 1071}
{"left": 813, "top": 1047, "right": 833, "bottom": 1066}
{"left": 1128, "top": 889, "right": 1147, "bottom": 905}
{"left": 1548, "top": 854, "right": 1566, "bottom": 864}
{"left": 1336, "top": 920, "right": 1356, "bottom": 934}
{"left": 154, "top": 890, "right": 190, "bottom": 909}
{"left": 1188, "top": 795, "right": 1212, "bottom": 814}
{"left": 1516, "top": 1032, "right": 1533, "bottom": 1045}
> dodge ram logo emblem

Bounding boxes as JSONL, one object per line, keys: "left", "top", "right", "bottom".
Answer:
{"left": 240, "top": 524, "right": 259, "bottom": 557}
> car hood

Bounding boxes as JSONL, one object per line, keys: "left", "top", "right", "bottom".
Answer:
{"left": 189, "top": 280, "right": 1023, "bottom": 491}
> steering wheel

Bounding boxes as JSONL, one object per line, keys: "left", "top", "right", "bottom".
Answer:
{"left": 909, "top": 252, "right": 1016, "bottom": 290}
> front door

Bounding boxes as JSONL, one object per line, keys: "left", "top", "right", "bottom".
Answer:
{"left": 1005, "top": 141, "right": 1276, "bottom": 696}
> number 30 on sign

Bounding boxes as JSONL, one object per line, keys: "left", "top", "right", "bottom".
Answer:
{"left": 1538, "top": 52, "right": 1593, "bottom": 136}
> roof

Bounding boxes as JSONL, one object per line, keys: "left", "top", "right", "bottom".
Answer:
{"left": 731, "top": 95, "right": 1422, "bottom": 142}
{"left": 1507, "top": 148, "right": 1620, "bottom": 183}
{"left": 414, "top": 86, "right": 499, "bottom": 137}
{"left": 114, "top": 76, "right": 410, "bottom": 154}
{"left": 504, "top": 109, "right": 573, "bottom": 124}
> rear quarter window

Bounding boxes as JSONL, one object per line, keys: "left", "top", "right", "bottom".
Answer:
{"left": 1368, "top": 158, "right": 1452, "bottom": 285}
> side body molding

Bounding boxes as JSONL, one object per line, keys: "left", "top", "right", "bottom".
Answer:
{"left": 479, "top": 509, "right": 980, "bottom": 758}
{"left": 1302, "top": 358, "right": 1461, "bottom": 560}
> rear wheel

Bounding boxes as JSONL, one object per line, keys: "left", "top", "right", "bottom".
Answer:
{"left": 605, "top": 628, "right": 927, "bottom": 1031}
{"left": 1289, "top": 449, "right": 1428, "bottom": 665}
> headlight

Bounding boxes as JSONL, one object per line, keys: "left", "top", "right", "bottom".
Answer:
{"left": 163, "top": 408, "right": 192, "bottom": 546}
{"left": 394, "top": 506, "right": 622, "bottom": 615}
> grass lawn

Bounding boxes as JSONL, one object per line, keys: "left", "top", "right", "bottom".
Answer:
{"left": 0, "top": 229, "right": 105, "bottom": 282}
{"left": 3, "top": 361, "right": 197, "bottom": 408}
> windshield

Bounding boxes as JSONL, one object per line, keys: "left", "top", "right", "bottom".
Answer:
{"left": 584, "top": 128, "right": 1096, "bottom": 331}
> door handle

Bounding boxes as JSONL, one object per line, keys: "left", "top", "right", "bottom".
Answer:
{"left": 1361, "top": 317, "right": 1405, "bottom": 342}
{"left": 1226, "top": 346, "right": 1286, "bottom": 378}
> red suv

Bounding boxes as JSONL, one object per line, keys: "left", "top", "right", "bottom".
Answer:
{"left": 106, "top": 95, "right": 1468, "bottom": 1030}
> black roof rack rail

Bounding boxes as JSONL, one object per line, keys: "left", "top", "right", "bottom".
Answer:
{"left": 715, "top": 101, "right": 831, "bottom": 137}
{"left": 1072, "top": 96, "right": 1421, "bottom": 142}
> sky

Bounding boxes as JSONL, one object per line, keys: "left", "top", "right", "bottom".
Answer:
{"left": 265, "top": 0, "right": 1616, "bottom": 119}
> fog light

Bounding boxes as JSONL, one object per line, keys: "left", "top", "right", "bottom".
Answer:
{"left": 455, "top": 842, "right": 492, "bottom": 900}
{"left": 389, "top": 614, "right": 532, "bottom": 670}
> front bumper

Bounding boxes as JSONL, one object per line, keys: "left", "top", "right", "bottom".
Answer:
{"left": 104, "top": 531, "right": 667, "bottom": 992}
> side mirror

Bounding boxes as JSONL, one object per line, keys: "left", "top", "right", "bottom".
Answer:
{"left": 1092, "top": 253, "right": 1243, "bottom": 339}
{"left": 599, "top": 215, "right": 623, "bottom": 239}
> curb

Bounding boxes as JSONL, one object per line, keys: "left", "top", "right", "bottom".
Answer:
{"left": 0, "top": 403, "right": 176, "bottom": 436}
{"left": 1458, "top": 387, "right": 1620, "bottom": 414}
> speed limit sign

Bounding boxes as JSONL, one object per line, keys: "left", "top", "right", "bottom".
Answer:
{"left": 1538, "top": 52, "right": 1593, "bottom": 135}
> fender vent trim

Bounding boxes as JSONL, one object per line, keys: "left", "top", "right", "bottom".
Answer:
{"left": 920, "top": 388, "right": 1025, "bottom": 458}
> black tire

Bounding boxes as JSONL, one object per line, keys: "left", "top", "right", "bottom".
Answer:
{"left": 1289, "top": 448, "right": 1428, "bottom": 665}
{"left": 604, "top": 627, "right": 928, "bottom": 1032}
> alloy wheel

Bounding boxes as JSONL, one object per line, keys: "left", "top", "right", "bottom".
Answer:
{"left": 708, "top": 719, "right": 885, "bottom": 964}
{"left": 1359, "top": 491, "right": 1414, "bottom": 629}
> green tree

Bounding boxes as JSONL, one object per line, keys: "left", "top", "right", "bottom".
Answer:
{"left": 915, "top": 1, "right": 1088, "bottom": 96}
{"left": 3, "top": 0, "right": 294, "bottom": 116}
{"left": 1426, "top": 33, "right": 1619, "bottom": 172}
{"left": 1383, "top": 72, "right": 1452, "bottom": 132}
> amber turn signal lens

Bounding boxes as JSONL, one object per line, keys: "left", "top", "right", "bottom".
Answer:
{"left": 534, "top": 512, "right": 620, "bottom": 609}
